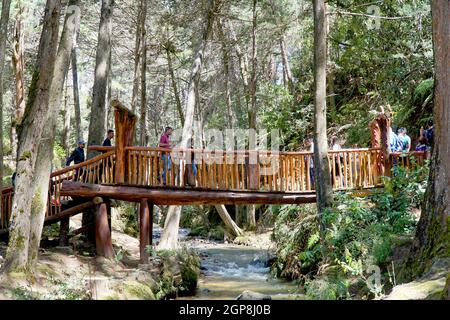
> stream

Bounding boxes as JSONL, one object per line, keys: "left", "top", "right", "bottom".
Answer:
{"left": 153, "top": 227, "right": 302, "bottom": 300}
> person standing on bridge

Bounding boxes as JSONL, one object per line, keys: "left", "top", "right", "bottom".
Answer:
{"left": 159, "top": 127, "right": 173, "bottom": 185}
{"left": 66, "top": 140, "right": 87, "bottom": 181}
{"left": 102, "top": 129, "right": 115, "bottom": 147}
{"left": 66, "top": 140, "right": 86, "bottom": 166}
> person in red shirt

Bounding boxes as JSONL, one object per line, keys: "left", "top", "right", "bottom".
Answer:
{"left": 159, "top": 127, "right": 173, "bottom": 184}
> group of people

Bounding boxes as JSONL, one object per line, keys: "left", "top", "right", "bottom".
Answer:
{"left": 389, "top": 120, "right": 434, "bottom": 153}
{"left": 66, "top": 130, "right": 115, "bottom": 166}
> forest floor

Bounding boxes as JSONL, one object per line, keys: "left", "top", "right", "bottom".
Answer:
{"left": 0, "top": 213, "right": 276, "bottom": 300}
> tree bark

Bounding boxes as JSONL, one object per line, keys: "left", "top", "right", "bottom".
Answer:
{"left": 410, "top": 0, "right": 450, "bottom": 282}
{"left": 158, "top": 0, "right": 220, "bottom": 250}
{"left": 5, "top": 0, "right": 62, "bottom": 273}
{"left": 0, "top": 0, "right": 12, "bottom": 186}
{"left": 28, "top": 0, "right": 81, "bottom": 269}
{"left": 313, "top": 0, "right": 333, "bottom": 238}
{"left": 87, "top": 0, "right": 114, "bottom": 159}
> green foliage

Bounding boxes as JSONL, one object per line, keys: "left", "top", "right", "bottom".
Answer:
{"left": 119, "top": 202, "right": 139, "bottom": 237}
{"left": 272, "top": 164, "right": 429, "bottom": 299}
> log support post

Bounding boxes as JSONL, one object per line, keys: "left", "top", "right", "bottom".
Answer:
{"left": 59, "top": 217, "right": 70, "bottom": 246}
{"left": 94, "top": 197, "right": 114, "bottom": 259}
{"left": 139, "top": 199, "right": 153, "bottom": 263}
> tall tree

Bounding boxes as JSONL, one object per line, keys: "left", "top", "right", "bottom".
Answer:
{"left": 139, "top": 0, "right": 147, "bottom": 146}
{"left": 312, "top": 0, "right": 332, "bottom": 238}
{"left": 87, "top": 0, "right": 113, "bottom": 159}
{"left": 158, "top": 0, "right": 221, "bottom": 250}
{"left": 246, "top": 0, "right": 258, "bottom": 230}
{"left": 408, "top": 0, "right": 449, "bottom": 288}
{"left": 27, "top": 0, "right": 81, "bottom": 269}
{"left": 4, "top": 0, "right": 62, "bottom": 272}
{"left": 71, "top": 46, "right": 82, "bottom": 143}
{"left": 0, "top": 0, "right": 12, "bottom": 186}
{"left": 11, "top": 1, "right": 25, "bottom": 160}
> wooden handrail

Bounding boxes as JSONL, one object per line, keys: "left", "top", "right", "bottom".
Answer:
{"left": 124, "top": 146, "right": 382, "bottom": 156}
{"left": 51, "top": 151, "right": 116, "bottom": 177}
{"left": 88, "top": 146, "right": 115, "bottom": 152}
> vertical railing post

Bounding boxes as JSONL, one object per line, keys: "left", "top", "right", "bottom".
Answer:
{"left": 247, "top": 150, "right": 259, "bottom": 190}
{"left": 113, "top": 100, "right": 137, "bottom": 185}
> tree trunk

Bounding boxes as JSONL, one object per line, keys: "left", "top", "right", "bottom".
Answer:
{"left": 28, "top": 0, "right": 81, "bottom": 269}
{"left": 217, "top": 18, "right": 235, "bottom": 129}
{"left": 87, "top": 0, "right": 113, "bottom": 159}
{"left": 131, "top": 0, "right": 142, "bottom": 114}
{"left": 410, "top": 0, "right": 450, "bottom": 282}
{"left": 158, "top": 0, "right": 219, "bottom": 251}
{"left": 62, "top": 81, "right": 72, "bottom": 155}
{"left": 279, "top": 33, "right": 294, "bottom": 93}
{"left": 5, "top": 0, "right": 61, "bottom": 273}
{"left": 0, "top": 0, "right": 11, "bottom": 187}
{"left": 166, "top": 48, "right": 184, "bottom": 126}
{"left": 139, "top": 0, "right": 147, "bottom": 146}
{"left": 246, "top": 0, "right": 258, "bottom": 230}
{"left": 215, "top": 205, "right": 243, "bottom": 238}
{"left": 11, "top": 0, "right": 24, "bottom": 162}
{"left": 71, "top": 47, "right": 82, "bottom": 143}
{"left": 313, "top": 0, "right": 332, "bottom": 238}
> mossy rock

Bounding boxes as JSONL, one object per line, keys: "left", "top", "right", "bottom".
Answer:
{"left": 123, "top": 281, "right": 155, "bottom": 300}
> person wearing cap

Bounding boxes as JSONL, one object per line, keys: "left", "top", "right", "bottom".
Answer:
{"left": 66, "top": 140, "right": 86, "bottom": 166}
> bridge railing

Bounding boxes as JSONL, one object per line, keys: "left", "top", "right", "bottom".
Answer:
{"left": 47, "top": 150, "right": 116, "bottom": 218}
{"left": 123, "top": 147, "right": 390, "bottom": 192}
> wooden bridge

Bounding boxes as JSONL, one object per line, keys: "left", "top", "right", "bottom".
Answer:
{"left": 0, "top": 101, "right": 428, "bottom": 261}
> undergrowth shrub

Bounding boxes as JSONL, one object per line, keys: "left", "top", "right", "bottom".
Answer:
{"left": 272, "top": 164, "right": 428, "bottom": 299}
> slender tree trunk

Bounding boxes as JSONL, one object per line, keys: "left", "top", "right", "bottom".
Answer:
{"left": 166, "top": 48, "right": 184, "bottom": 126}
{"left": 87, "top": 0, "right": 113, "bottom": 159}
{"left": 62, "top": 81, "right": 72, "bottom": 155}
{"left": 158, "top": 0, "right": 220, "bottom": 251}
{"left": 28, "top": 0, "right": 80, "bottom": 269}
{"left": 139, "top": 0, "right": 147, "bottom": 146}
{"left": 0, "top": 0, "right": 12, "bottom": 186}
{"left": 72, "top": 47, "right": 82, "bottom": 143}
{"left": 4, "top": 0, "right": 62, "bottom": 273}
{"left": 313, "top": 0, "right": 333, "bottom": 239}
{"left": 11, "top": 1, "right": 25, "bottom": 162}
{"left": 279, "top": 33, "right": 294, "bottom": 93}
{"left": 131, "top": 0, "right": 142, "bottom": 114}
{"left": 217, "top": 18, "right": 235, "bottom": 129}
{"left": 215, "top": 205, "right": 243, "bottom": 238}
{"left": 409, "top": 1, "right": 450, "bottom": 285}
{"left": 246, "top": 0, "right": 258, "bottom": 230}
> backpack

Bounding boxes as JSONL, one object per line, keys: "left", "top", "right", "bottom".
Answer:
{"left": 425, "top": 128, "right": 434, "bottom": 146}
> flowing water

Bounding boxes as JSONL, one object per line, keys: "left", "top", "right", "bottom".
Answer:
{"left": 184, "top": 245, "right": 303, "bottom": 300}
{"left": 153, "top": 227, "right": 302, "bottom": 300}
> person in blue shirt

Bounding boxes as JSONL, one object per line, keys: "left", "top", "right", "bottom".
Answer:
{"left": 102, "top": 130, "right": 114, "bottom": 147}
{"left": 398, "top": 128, "right": 411, "bottom": 152}
{"left": 66, "top": 141, "right": 86, "bottom": 166}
